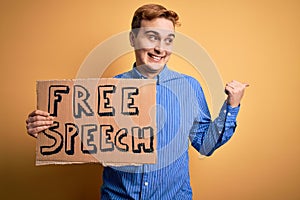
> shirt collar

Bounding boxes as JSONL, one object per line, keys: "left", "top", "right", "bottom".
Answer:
{"left": 132, "top": 63, "right": 148, "bottom": 79}
{"left": 132, "top": 63, "right": 171, "bottom": 84}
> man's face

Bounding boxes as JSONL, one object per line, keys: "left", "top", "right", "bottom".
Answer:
{"left": 130, "top": 17, "right": 175, "bottom": 77}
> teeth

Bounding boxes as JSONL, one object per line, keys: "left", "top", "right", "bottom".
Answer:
{"left": 150, "top": 55, "right": 161, "bottom": 61}
{"left": 153, "top": 56, "right": 160, "bottom": 61}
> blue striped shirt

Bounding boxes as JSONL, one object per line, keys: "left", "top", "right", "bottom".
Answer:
{"left": 101, "top": 65, "right": 239, "bottom": 200}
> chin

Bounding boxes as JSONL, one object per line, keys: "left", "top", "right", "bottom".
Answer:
{"left": 146, "top": 62, "right": 165, "bottom": 71}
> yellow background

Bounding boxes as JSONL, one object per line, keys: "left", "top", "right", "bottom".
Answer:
{"left": 0, "top": 0, "right": 299, "bottom": 199}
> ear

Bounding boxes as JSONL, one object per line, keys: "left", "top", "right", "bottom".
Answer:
{"left": 129, "top": 31, "right": 135, "bottom": 47}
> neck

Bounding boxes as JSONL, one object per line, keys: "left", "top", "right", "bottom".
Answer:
{"left": 135, "top": 64, "right": 164, "bottom": 79}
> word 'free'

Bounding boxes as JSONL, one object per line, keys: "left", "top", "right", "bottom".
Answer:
{"left": 48, "top": 85, "right": 139, "bottom": 118}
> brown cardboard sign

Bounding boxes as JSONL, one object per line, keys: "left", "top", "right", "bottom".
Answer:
{"left": 36, "top": 78, "right": 156, "bottom": 166}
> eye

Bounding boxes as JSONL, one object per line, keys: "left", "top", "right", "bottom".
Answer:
{"left": 148, "top": 34, "right": 159, "bottom": 41}
{"left": 165, "top": 37, "right": 174, "bottom": 45}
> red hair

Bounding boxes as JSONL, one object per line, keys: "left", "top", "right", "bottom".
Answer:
{"left": 131, "top": 4, "right": 180, "bottom": 33}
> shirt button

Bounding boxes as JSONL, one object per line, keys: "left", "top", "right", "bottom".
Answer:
{"left": 144, "top": 182, "right": 149, "bottom": 186}
{"left": 223, "top": 110, "right": 227, "bottom": 113}
{"left": 228, "top": 112, "right": 231, "bottom": 116}
{"left": 218, "top": 131, "right": 222, "bottom": 134}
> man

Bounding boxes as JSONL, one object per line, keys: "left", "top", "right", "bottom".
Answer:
{"left": 26, "top": 4, "right": 248, "bottom": 199}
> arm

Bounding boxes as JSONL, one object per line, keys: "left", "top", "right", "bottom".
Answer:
{"left": 189, "top": 80, "right": 248, "bottom": 156}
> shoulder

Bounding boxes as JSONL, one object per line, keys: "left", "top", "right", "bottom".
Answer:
{"left": 170, "top": 69, "right": 202, "bottom": 89}
{"left": 163, "top": 68, "right": 199, "bottom": 82}
{"left": 114, "top": 70, "right": 134, "bottom": 79}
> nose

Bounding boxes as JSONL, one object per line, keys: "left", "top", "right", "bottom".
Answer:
{"left": 154, "top": 46, "right": 162, "bottom": 54}
{"left": 154, "top": 40, "right": 165, "bottom": 54}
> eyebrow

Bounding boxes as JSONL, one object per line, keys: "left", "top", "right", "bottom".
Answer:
{"left": 144, "top": 30, "right": 175, "bottom": 38}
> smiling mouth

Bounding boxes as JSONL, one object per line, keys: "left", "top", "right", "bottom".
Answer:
{"left": 148, "top": 53, "right": 164, "bottom": 62}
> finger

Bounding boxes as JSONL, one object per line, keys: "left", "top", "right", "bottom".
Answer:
{"left": 28, "top": 125, "right": 51, "bottom": 135}
{"left": 27, "top": 115, "right": 54, "bottom": 124}
{"left": 227, "top": 81, "right": 241, "bottom": 88}
{"left": 228, "top": 81, "right": 249, "bottom": 91}
{"left": 28, "top": 110, "right": 50, "bottom": 118}
{"left": 226, "top": 81, "right": 235, "bottom": 87}
{"left": 225, "top": 86, "right": 234, "bottom": 95}
{"left": 231, "top": 80, "right": 249, "bottom": 88}
{"left": 27, "top": 120, "right": 53, "bottom": 129}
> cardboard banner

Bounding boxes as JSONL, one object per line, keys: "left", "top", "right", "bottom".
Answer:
{"left": 36, "top": 78, "right": 156, "bottom": 166}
